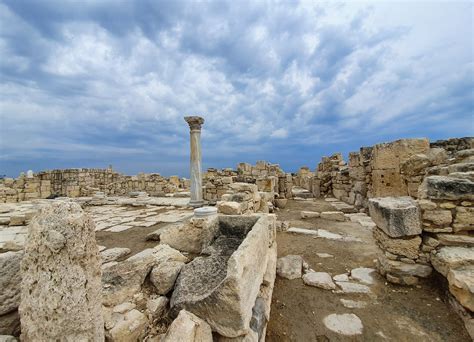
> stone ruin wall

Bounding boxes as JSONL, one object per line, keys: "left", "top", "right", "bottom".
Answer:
{"left": 203, "top": 160, "right": 293, "bottom": 203}
{"left": 0, "top": 168, "right": 189, "bottom": 203}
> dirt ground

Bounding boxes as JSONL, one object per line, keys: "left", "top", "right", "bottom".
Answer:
{"left": 266, "top": 199, "right": 471, "bottom": 342}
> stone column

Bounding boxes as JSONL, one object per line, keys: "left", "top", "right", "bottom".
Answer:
{"left": 184, "top": 116, "right": 205, "bottom": 207}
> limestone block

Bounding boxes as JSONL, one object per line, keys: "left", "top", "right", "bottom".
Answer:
{"left": 447, "top": 266, "right": 474, "bottom": 311}
{"left": 454, "top": 207, "right": 474, "bottom": 232}
{"left": 277, "top": 255, "right": 303, "bottom": 279}
{"left": 372, "top": 138, "right": 429, "bottom": 169}
{"left": 400, "top": 154, "right": 430, "bottom": 176}
{"left": 435, "top": 233, "right": 474, "bottom": 247}
{"left": 0, "top": 251, "right": 23, "bottom": 315}
{"left": 19, "top": 201, "right": 104, "bottom": 341}
{"left": 431, "top": 247, "right": 474, "bottom": 277}
{"left": 171, "top": 215, "right": 270, "bottom": 338}
{"left": 420, "top": 176, "right": 474, "bottom": 201}
{"left": 373, "top": 228, "right": 421, "bottom": 259}
{"left": 422, "top": 209, "right": 452, "bottom": 226}
{"left": 300, "top": 211, "right": 320, "bottom": 219}
{"left": 377, "top": 254, "right": 432, "bottom": 278}
{"left": 150, "top": 244, "right": 188, "bottom": 295}
{"left": 218, "top": 201, "right": 243, "bottom": 215}
{"left": 372, "top": 169, "right": 407, "bottom": 197}
{"left": 320, "top": 211, "right": 345, "bottom": 221}
{"left": 368, "top": 197, "right": 421, "bottom": 238}
{"left": 163, "top": 310, "right": 212, "bottom": 342}
{"left": 107, "top": 309, "right": 147, "bottom": 342}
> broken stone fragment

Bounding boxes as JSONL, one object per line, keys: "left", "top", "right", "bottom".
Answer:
{"left": 100, "top": 247, "right": 131, "bottom": 264}
{"left": 368, "top": 197, "right": 422, "bottom": 238}
{"left": 277, "top": 255, "right": 303, "bottom": 280}
{"left": 106, "top": 309, "right": 147, "bottom": 342}
{"left": 162, "top": 310, "right": 212, "bottom": 342}
{"left": 149, "top": 244, "right": 188, "bottom": 295}
{"left": 302, "top": 272, "right": 336, "bottom": 290}
{"left": 217, "top": 201, "right": 243, "bottom": 215}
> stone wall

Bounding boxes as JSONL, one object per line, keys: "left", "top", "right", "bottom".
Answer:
{"left": 203, "top": 161, "right": 293, "bottom": 203}
{"left": 311, "top": 137, "right": 473, "bottom": 211}
{"left": 0, "top": 168, "right": 188, "bottom": 203}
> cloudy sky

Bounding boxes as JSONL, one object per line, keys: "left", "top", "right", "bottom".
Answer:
{"left": 0, "top": 0, "right": 472, "bottom": 177}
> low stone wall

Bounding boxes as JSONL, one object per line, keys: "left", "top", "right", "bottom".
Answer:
{"left": 0, "top": 168, "right": 188, "bottom": 203}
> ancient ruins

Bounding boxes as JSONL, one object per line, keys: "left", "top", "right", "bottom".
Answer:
{"left": 0, "top": 119, "right": 472, "bottom": 341}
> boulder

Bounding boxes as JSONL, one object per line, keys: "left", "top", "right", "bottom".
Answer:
{"left": 19, "top": 201, "right": 104, "bottom": 341}
{"left": 302, "top": 272, "right": 336, "bottom": 290}
{"left": 368, "top": 197, "right": 421, "bottom": 237}
{"left": 149, "top": 244, "right": 188, "bottom": 295}
{"left": 0, "top": 251, "right": 22, "bottom": 316}
{"left": 163, "top": 310, "right": 212, "bottom": 342}
{"left": 277, "top": 255, "right": 303, "bottom": 280}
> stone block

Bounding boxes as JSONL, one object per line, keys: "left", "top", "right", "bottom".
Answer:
{"left": 373, "top": 228, "right": 421, "bottom": 259}
{"left": 277, "top": 255, "right": 303, "bottom": 279}
{"left": 431, "top": 247, "right": 474, "bottom": 277}
{"left": 300, "top": 211, "right": 320, "bottom": 219}
{"left": 447, "top": 266, "right": 474, "bottom": 312}
{"left": 320, "top": 211, "right": 345, "bottom": 222}
{"left": 372, "top": 169, "right": 407, "bottom": 197}
{"left": 422, "top": 209, "right": 452, "bottom": 226}
{"left": 368, "top": 197, "right": 422, "bottom": 238}
{"left": 420, "top": 176, "right": 474, "bottom": 201}
{"left": 217, "top": 201, "right": 242, "bottom": 215}
{"left": 377, "top": 254, "right": 432, "bottom": 278}
{"left": 372, "top": 138, "right": 430, "bottom": 170}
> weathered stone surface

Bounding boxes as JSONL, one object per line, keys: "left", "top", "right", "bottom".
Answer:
{"left": 369, "top": 197, "right": 421, "bottom": 238}
{"left": 0, "top": 336, "right": 17, "bottom": 342}
{"left": 218, "top": 201, "right": 243, "bottom": 215}
{"left": 454, "top": 207, "right": 474, "bottom": 232}
{"left": 320, "top": 211, "right": 345, "bottom": 221}
{"left": 100, "top": 247, "right": 131, "bottom": 264}
{"left": 0, "top": 251, "right": 22, "bottom": 316}
{"left": 160, "top": 216, "right": 219, "bottom": 254}
{"left": 373, "top": 228, "right": 421, "bottom": 259}
{"left": 300, "top": 211, "right": 320, "bottom": 219}
{"left": 147, "top": 296, "right": 169, "bottom": 319}
{"left": 149, "top": 244, "right": 188, "bottom": 295}
{"left": 340, "top": 299, "right": 367, "bottom": 309}
{"left": 171, "top": 215, "right": 272, "bottom": 338}
{"left": 447, "top": 266, "right": 474, "bottom": 311}
{"left": 302, "top": 272, "right": 336, "bottom": 290}
{"left": 377, "top": 254, "right": 432, "bottom": 278}
{"left": 323, "top": 313, "right": 363, "bottom": 336}
{"left": 435, "top": 233, "right": 474, "bottom": 247}
{"left": 107, "top": 309, "right": 147, "bottom": 342}
{"left": 422, "top": 209, "right": 452, "bottom": 226}
{"left": 277, "top": 255, "right": 303, "bottom": 280}
{"left": 333, "top": 274, "right": 349, "bottom": 282}
{"left": 19, "top": 201, "right": 104, "bottom": 341}
{"left": 163, "top": 310, "right": 212, "bottom": 342}
{"left": 350, "top": 267, "right": 376, "bottom": 285}
{"left": 335, "top": 281, "right": 371, "bottom": 293}
{"left": 0, "top": 310, "right": 20, "bottom": 336}
{"left": 420, "top": 176, "right": 474, "bottom": 201}
{"left": 431, "top": 247, "right": 474, "bottom": 277}
{"left": 287, "top": 227, "right": 318, "bottom": 236}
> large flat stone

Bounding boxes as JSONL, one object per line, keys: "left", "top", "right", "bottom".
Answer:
{"left": 377, "top": 254, "right": 432, "bottom": 278}
{"left": 302, "top": 272, "right": 336, "bottom": 290}
{"left": 431, "top": 247, "right": 474, "bottom": 277}
{"left": 369, "top": 197, "right": 421, "bottom": 237}
{"left": 323, "top": 313, "right": 363, "bottom": 336}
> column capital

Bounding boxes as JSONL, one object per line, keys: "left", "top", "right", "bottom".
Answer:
{"left": 184, "top": 116, "right": 205, "bottom": 131}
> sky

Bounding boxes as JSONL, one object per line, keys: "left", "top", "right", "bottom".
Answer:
{"left": 0, "top": 0, "right": 473, "bottom": 178}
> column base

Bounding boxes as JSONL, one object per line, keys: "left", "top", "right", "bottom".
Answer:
{"left": 188, "top": 200, "right": 204, "bottom": 208}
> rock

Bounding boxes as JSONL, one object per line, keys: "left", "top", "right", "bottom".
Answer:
{"left": 107, "top": 309, "right": 147, "bottom": 341}
{"left": 149, "top": 244, "right": 188, "bottom": 295}
{"left": 316, "top": 253, "right": 334, "bottom": 258}
{"left": 373, "top": 228, "right": 421, "bottom": 259}
{"left": 302, "top": 272, "right": 336, "bottom": 290}
{"left": 146, "top": 227, "right": 168, "bottom": 241}
{"left": 19, "top": 201, "right": 104, "bottom": 341}
{"left": 160, "top": 216, "right": 219, "bottom": 254}
{"left": 301, "top": 211, "right": 320, "bottom": 219}
{"left": 368, "top": 197, "right": 422, "bottom": 237}
{"left": 323, "top": 313, "right": 363, "bottom": 336}
{"left": 377, "top": 254, "right": 432, "bottom": 278}
{"left": 0, "top": 336, "right": 17, "bottom": 342}
{"left": 287, "top": 227, "right": 318, "bottom": 236}
{"left": 431, "top": 247, "right": 474, "bottom": 277}
{"left": 420, "top": 176, "right": 474, "bottom": 201}
{"left": 0, "top": 310, "right": 20, "bottom": 336}
{"left": 335, "top": 281, "right": 371, "bottom": 294}
{"left": 147, "top": 296, "right": 169, "bottom": 319}
{"left": 163, "top": 310, "right": 212, "bottom": 342}
{"left": 447, "top": 266, "right": 474, "bottom": 311}
{"left": 435, "top": 234, "right": 474, "bottom": 247}
{"left": 100, "top": 247, "right": 131, "bottom": 264}
{"left": 422, "top": 209, "right": 452, "bottom": 226}
{"left": 320, "top": 211, "right": 345, "bottom": 221}
{"left": 0, "top": 251, "right": 22, "bottom": 316}
{"left": 113, "top": 302, "right": 136, "bottom": 314}
{"left": 102, "top": 248, "right": 159, "bottom": 306}
{"left": 340, "top": 299, "right": 367, "bottom": 309}
{"left": 277, "top": 255, "right": 303, "bottom": 280}
{"left": 350, "top": 267, "right": 376, "bottom": 285}
{"left": 217, "top": 201, "right": 243, "bottom": 215}
{"left": 333, "top": 274, "right": 349, "bottom": 282}
{"left": 454, "top": 207, "right": 474, "bottom": 232}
